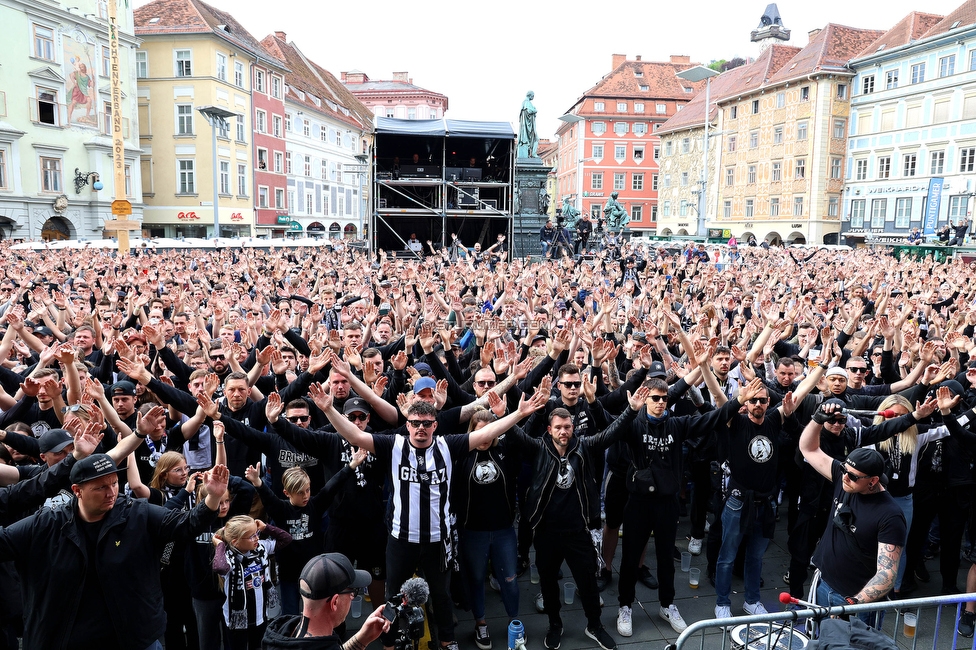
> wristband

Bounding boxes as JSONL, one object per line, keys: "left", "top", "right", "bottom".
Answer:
{"left": 134, "top": 431, "right": 147, "bottom": 439}
{"left": 818, "top": 362, "right": 829, "bottom": 370}
{"left": 215, "top": 441, "right": 224, "bottom": 445}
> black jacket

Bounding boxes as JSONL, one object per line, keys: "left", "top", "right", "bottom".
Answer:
{"left": 0, "top": 495, "right": 218, "bottom": 649}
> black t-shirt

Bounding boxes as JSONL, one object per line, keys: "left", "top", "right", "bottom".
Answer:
{"left": 719, "top": 411, "right": 784, "bottom": 495}
{"left": 461, "top": 448, "right": 512, "bottom": 531}
{"left": 812, "top": 461, "right": 907, "bottom": 597}
{"left": 68, "top": 518, "right": 118, "bottom": 649}
{"left": 539, "top": 455, "right": 586, "bottom": 532}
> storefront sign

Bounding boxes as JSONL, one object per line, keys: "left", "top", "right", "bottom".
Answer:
{"left": 177, "top": 211, "right": 200, "bottom": 220}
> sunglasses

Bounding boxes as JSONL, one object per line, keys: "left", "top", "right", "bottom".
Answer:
{"left": 346, "top": 413, "right": 368, "bottom": 422}
{"left": 474, "top": 380, "right": 497, "bottom": 388}
{"left": 648, "top": 395, "right": 668, "bottom": 403}
{"left": 847, "top": 367, "right": 868, "bottom": 374}
{"left": 844, "top": 469, "right": 869, "bottom": 482}
{"left": 338, "top": 587, "right": 362, "bottom": 597}
{"left": 746, "top": 397, "right": 769, "bottom": 405}
{"left": 286, "top": 415, "right": 310, "bottom": 423}
{"left": 406, "top": 419, "right": 436, "bottom": 429}
{"left": 560, "top": 381, "right": 582, "bottom": 389}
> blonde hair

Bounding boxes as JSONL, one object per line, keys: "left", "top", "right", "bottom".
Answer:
{"left": 149, "top": 451, "right": 187, "bottom": 490}
{"left": 874, "top": 394, "right": 917, "bottom": 457}
{"left": 214, "top": 515, "right": 255, "bottom": 549}
{"left": 282, "top": 467, "right": 310, "bottom": 494}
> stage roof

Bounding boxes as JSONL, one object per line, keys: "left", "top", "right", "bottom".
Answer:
{"left": 375, "top": 117, "right": 515, "bottom": 139}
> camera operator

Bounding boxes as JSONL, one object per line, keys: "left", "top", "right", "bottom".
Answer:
{"left": 540, "top": 220, "right": 556, "bottom": 258}
{"left": 575, "top": 213, "right": 593, "bottom": 256}
{"left": 263, "top": 552, "right": 390, "bottom": 650}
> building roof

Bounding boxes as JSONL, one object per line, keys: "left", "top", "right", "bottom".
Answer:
{"left": 766, "top": 23, "right": 885, "bottom": 84}
{"left": 574, "top": 56, "right": 707, "bottom": 105}
{"left": 856, "top": 11, "right": 944, "bottom": 58}
{"left": 260, "top": 34, "right": 372, "bottom": 131}
{"left": 921, "top": 0, "right": 976, "bottom": 39}
{"left": 134, "top": 0, "right": 285, "bottom": 69}
{"left": 349, "top": 79, "right": 446, "bottom": 95}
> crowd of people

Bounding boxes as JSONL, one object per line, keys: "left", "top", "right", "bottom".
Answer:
{"left": 0, "top": 235, "right": 974, "bottom": 650}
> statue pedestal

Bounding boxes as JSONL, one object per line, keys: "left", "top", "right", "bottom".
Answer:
{"left": 512, "top": 159, "right": 552, "bottom": 259}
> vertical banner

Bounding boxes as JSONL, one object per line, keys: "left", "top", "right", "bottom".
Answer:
{"left": 923, "top": 177, "right": 944, "bottom": 236}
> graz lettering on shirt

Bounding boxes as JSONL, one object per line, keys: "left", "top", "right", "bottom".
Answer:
{"left": 399, "top": 465, "right": 449, "bottom": 484}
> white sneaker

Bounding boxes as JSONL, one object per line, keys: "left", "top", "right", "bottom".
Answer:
{"left": 535, "top": 592, "right": 545, "bottom": 613}
{"left": 660, "top": 604, "right": 688, "bottom": 633}
{"left": 688, "top": 537, "right": 703, "bottom": 556}
{"left": 489, "top": 575, "right": 500, "bottom": 591}
{"left": 743, "top": 601, "right": 768, "bottom": 616}
{"left": 714, "top": 605, "right": 732, "bottom": 629}
{"left": 616, "top": 606, "right": 633, "bottom": 637}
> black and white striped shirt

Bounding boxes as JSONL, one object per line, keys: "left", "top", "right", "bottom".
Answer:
{"left": 373, "top": 434, "right": 469, "bottom": 543}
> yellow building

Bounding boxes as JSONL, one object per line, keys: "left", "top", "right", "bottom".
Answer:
{"left": 134, "top": 0, "right": 286, "bottom": 238}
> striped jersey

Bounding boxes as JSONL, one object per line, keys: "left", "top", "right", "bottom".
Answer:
{"left": 373, "top": 433, "right": 469, "bottom": 543}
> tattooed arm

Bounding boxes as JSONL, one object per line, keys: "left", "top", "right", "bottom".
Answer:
{"left": 853, "top": 543, "right": 902, "bottom": 603}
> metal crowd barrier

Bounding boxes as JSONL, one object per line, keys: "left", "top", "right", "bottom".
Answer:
{"left": 667, "top": 593, "right": 976, "bottom": 650}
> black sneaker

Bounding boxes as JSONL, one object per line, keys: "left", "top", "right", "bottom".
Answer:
{"left": 915, "top": 563, "right": 931, "bottom": 583}
{"left": 584, "top": 624, "right": 617, "bottom": 650}
{"left": 475, "top": 623, "right": 491, "bottom": 650}
{"left": 597, "top": 568, "right": 612, "bottom": 592}
{"left": 637, "top": 565, "right": 659, "bottom": 589}
{"left": 960, "top": 611, "right": 976, "bottom": 638}
{"left": 544, "top": 626, "right": 563, "bottom": 650}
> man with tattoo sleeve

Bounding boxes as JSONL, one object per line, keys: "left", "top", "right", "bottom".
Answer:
{"left": 799, "top": 401, "right": 907, "bottom": 628}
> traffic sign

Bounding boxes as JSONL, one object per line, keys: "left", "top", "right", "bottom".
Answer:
{"left": 111, "top": 200, "right": 132, "bottom": 216}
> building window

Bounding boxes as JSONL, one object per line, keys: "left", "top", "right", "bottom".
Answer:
{"left": 681, "top": 138, "right": 690, "bottom": 154}
{"left": 800, "top": 86, "right": 810, "bottom": 101}
{"left": 614, "top": 145, "right": 626, "bottom": 160}
{"left": 40, "top": 157, "right": 62, "bottom": 192}
{"left": 772, "top": 162, "right": 782, "bottom": 182}
{"left": 861, "top": 75, "right": 875, "bottom": 94}
{"left": 971, "top": 50, "right": 976, "bottom": 72}
{"left": 285, "top": 152, "right": 292, "bottom": 174}
{"left": 651, "top": 174, "right": 658, "bottom": 191}
{"left": 216, "top": 117, "right": 229, "bottom": 139}
{"left": 254, "top": 70, "right": 265, "bottom": 93}
{"left": 877, "top": 156, "right": 891, "bottom": 179}
{"left": 823, "top": 157, "right": 839, "bottom": 179}
{"left": 0, "top": 150, "right": 6, "bottom": 189}
{"left": 911, "top": 63, "right": 925, "bottom": 84}
{"left": 275, "top": 188, "right": 284, "bottom": 209}
{"left": 850, "top": 199, "right": 865, "bottom": 227}
{"left": 855, "top": 159, "right": 868, "bottom": 180}
{"left": 871, "top": 198, "right": 886, "bottom": 227}
{"left": 885, "top": 69, "right": 898, "bottom": 89}
{"left": 745, "top": 199, "right": 754, "bottom": 217}
{"left": 903, "top": 153, "right": 917, "bottom": 177}
{"left": 271, "top": 76, "right": 282, "bottom": 99}
{"left": 631, "top": 205, "right": 642, "bottom": 221}
{"left": 617, "top": 102, "right": 627, "bottom": 112}
{"left": 679, "top": 200, "right": 688, "bottom": 216}
{"left": 950, "top": 195, "right": 969, "bottom": 219}
{"left": 663, "top": 174, "right": 671, "bottom": 188}
{"left": 272, "top": 115, "right": 282, "bottom": 138}
{"left": 217, "top": 160, "right": 229, "bottom": 194}
{"left": 793, "top": 196, "right": 804, "bottom": 216}
{"left": 747, "top": 165, "right": 757, "bottom": 183}
{"left": 253, "top": 186, "right": 266, "bottom": 208}
{"left": 728, "top": 135, "right": 736, "bottom": 152}
{"left": 256, "top": 148, "right": 268, "bottom": 170}
{"left": 940, "top": 55, "right": 956, "bottom": 77}
{"left": 752, "top": 99, "right": 759, "bottom": 114}
{"left": 303, "top": 119, "right": 310, "bottom": 137}
{"left": 234, "top": 61, "right": 244, "bottom": 87}
{"left": 303, "top": 155, "right": 311, "bottom": 177}
{"left": 656, "top": 103, "right": 667, "bottom": 114}
{"left": 35, "top": 89, "right": 59, "bottom": 126}
{"left": 776, "top": 92, "right": 785, "bottom": 108}
{"left": 178, "top": 159, "right": 195, "bottom": 194}
{"left": 797, "top": 121, "right": 808, "bottom": 140}
{"left": 592, "top": 144, "right": 604, "bottom": 159}
{"left": 176, "top": 104, "right": 193, "bottom": 135}
{"left": 730, "top": 106, "right": 738, "bottom": 120}
{"left": 175, "top": 49, "right": 192, "bottom": 76}
{"left": 591, "top": 172, "right": 603, "bottom": 190}
{"left": 136, "top": 51, "right": 148, "bottom": 78}
{"left": 725, "top": 167, "right": 734, "bottom": 186}
{"left": 770, "top": 197, "right": 780, "bottom": 216}
{"left": 750, "top": 131, "right": 759, "bottom": 148}
{"left": 895, "top": 197, "right": 912, "bottom": 227}
{"left": 634, "top": 102, "right": 644, "bottom": 113}
{"left": 321, "top": 161, "right": 327, "bottom": 180}
{"left": 653, "top": 146, "right": 660, "bottom": 160}
{"left": 833, "top": 120, "right": 846, "bottom": 139}
{"left": 795, "top": 158, "right": 806, "bottom": 179}
{"left": 680, "top": 172, "right": 689, "bottom": 186}
{"left": 633, "top": 145, "right": 644, "bottom": 160}
{"left": 237, "top": 164, "right": 246, "bottom": 196}
{"left": 216, "top": 53, "right": 227, "bottom": 81}
{"left": 828, "top": 196, "right": 839, "bottom": 217}
{"left": 255, "top": 110, "right": 266, "bottom": 133}
{"left": 773, "top": 126, "right": 783, "bottom": 144}
{"left": 663, "top": 201, "right": 671, "bottom": 217}
{"left": 34, "top": 24, "right": 57, "bottom": 61}
{"left": 284, "top": 113, "right": 291, "bottom": 131}
{"left": 837, "top": 84, "right": 848, "bottom": 99}
{"left": 613, "top": 173, "right": 625, "bottom": 190}
{"left": 614, "top": 122, "right": 628, "bottom": 135}
{"left": 723, "top": 201, "right": 731, "bottom": 218}
{"left": 592, "top": 121, "right": 606, "bottom": 135}
{"left": 632, "top": 173, "right": 643, "bottom": 191}
{"left": 931, "top": 150, "right": 945, "bottom": 174}
{"left": 633, "top": 122, "right": 647, "bottom": 135}
{"left": 305, "top": 193, "right": 313, "bottom": 215}
{"left": 236, "top": 115, "right": 246, "bottom": 142}
{"left": 961, "top": 147, "right": 976, "bottom": 172}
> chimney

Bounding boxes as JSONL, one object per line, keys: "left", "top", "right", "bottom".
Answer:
{"left": 670, "top": 54, "right": 692, "bottom": 65}
{"left": 612, "top": 54, "right": 626, "bottom": 70}
{"left": 635, "top": 55, "right": 642, "bottom": 62}
{"left": 343, "top": 71, "right": 367, "bottom": 84}
{"left": 393, "top": 71, "right": 410, "bottom": 83}
{"left": 808, "top": 28, "right": 821, "bottom": 43}
{"left": 274, "top": 31, "right": 286, "bottom": 40}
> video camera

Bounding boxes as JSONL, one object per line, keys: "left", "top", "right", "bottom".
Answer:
{"left": 383, "top": 577, "right": 429, "bottom": 650}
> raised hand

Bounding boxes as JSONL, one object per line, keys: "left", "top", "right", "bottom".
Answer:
{"left": 245, "top": 462, "right": 262, "bottom": 487}
{"left": 265, "top": 392, "right": 283, "bottom": 423}
{"left": 627, "top": 385, "right": 651, "bottom": 411}
{"left": 308, "top": 382, "right": 334, "bottom": 413}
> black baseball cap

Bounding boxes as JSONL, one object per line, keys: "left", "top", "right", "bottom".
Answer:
{"left": 39, "top": 428, "right": 73, "bottom": 454}
{"left": 70, "top": 453, "right": 119, "bottom": 485}
{"left": 648, "top": 360, "right": 667, "bottom": 379}
{"left": 111, "top": 380, "right": 136, "bottom": 396}
{"left": 342, "top": 398, "right": 370, "bottom": 415}
{"left": 846, "top": 448, "right": 885, "bottom": 480}
{"left": 299, "top": 552, "right": 371, "bottom": 600}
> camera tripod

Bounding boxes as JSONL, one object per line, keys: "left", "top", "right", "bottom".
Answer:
{"left": 549, "top": 222, "right": 575, "bottom": 259}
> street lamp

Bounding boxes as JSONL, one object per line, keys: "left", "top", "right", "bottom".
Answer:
{"left": 197, "top": 105, "right": 237, "bottom": 239}
{"left": 675, "top": 65, "right": 720, "bottom": 240}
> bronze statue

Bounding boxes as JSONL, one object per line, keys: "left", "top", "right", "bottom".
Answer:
{"left": 603, "top": 191, "right": 630, "bottom": 229}
{"left": 517, "top": 91, "right": 539, "bottom": 158}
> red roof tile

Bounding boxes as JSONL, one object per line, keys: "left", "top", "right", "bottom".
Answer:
{"left": 573, "top": 57, "right": 708, "bottom": 107}
{"left": 921, "top": 0, "right": 976, "bottom": 39}
{"left": 855, "top": 11, "right": 945, "bottom": 58}
{"left": 766, "top": 24, "right": 885, "bottom": 84}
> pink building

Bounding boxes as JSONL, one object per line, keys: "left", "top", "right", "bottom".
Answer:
{"left": 251, "top": 58, "right": 288, "bottom": 235}
{"left": 342, "top": 71, "right": 448, "bottom": 120}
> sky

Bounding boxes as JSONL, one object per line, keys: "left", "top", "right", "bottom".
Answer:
{"left": 136, "top": 0, "right": 962, "bottom": 140}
